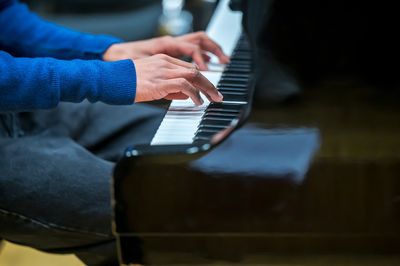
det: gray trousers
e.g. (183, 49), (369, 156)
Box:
(0, 102), (165, 265)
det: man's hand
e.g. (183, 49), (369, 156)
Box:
(133, 54), (223, 105)
(103, 31), (230, 70)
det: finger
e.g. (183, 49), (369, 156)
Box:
(189, 70), (222, 102)
(163, 67), (223, 103)
(200, 37), (230, 64)
(164, 93), (189, 100)
(185, 68), (223, 102)
(157, 54), (194, 69)
(184, 32), (230, 64)
(166, 78), (203, 106)
(171, 42), (208, 70)
(202, 53), (211, 62)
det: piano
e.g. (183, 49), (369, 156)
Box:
(112, 0), (400, 265)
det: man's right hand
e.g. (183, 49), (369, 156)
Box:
(133, 54), (223, 106)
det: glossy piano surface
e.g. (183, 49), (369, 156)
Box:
(113, 83), (400, 264)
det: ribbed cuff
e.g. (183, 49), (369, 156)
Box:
(98, 59), (136, 105)
(57, 58), (136, 105)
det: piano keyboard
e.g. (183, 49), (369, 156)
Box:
(150, 0), (253, 146)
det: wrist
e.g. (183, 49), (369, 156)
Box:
(103, 43), (125, 62)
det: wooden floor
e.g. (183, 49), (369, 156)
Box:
(0, 241), (83, 266)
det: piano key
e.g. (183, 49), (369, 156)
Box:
(205, 108), (240, 114)
(231, 58), (252, 63)
(203, 112), (238, 119)
(220, 76), (250, 83)
(207, 63), (225, 72)
(205, 110), (241, 115)
(197, 124), (230, 130)
(218, 82), (248, 88)
(202, 116), (235, 122)
(225, 61), (251, 68)
(231, 51), (252, 57)
(194, 131), (217, 139)
(201, 71), (222, 86)
(220, 93), (248, 102)
(228, 62), (252, 68)
(219, 88), (248, 94)
(193, 136), (211, 141)
(222, 73), (250, 79)
(200, 117), (234, 126)
(224, 67), (251, 74)
(196, 128), (221, 134)
(206, 0), (242, 63)
(208, 102), (245, 110)
(150, 0), (249, 146)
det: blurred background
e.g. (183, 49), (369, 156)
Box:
(20, 0), (218, 41)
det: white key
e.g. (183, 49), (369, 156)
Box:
(206, 0), (242, 62)
(151, 0), (242, 146)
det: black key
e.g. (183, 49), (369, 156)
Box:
(224, 67), (251, 74)
(219, 88), (248, 93)
(231, 58), (252, 64)
(193, 136), (212, 141)
(201, 117), (234, 125)
(231, 54), (252, 59)
(196, 127), (221, 134)
(206, 106), (241, 113)
(205, 105), (241, 113)
(234, 49), (251, 54)
(203, 113), (237, 120)
(231, 50), (253, 59)
(230, 58), (252, 63)
(222, 73), (249, 79)
(220, 77), (250, 83)
(231, 54), (252, 60)
(194, 131), (217, 139)
(227, 62), (251, 68)
(197, 124), (229, 130)
(220, 91), (247, 96)
(218, 82), (248, 88)
(221, 93), (248, 102)
(208, 102), (245, 111)
(228, 62), (252, 69)
(203, 112), (239, 119)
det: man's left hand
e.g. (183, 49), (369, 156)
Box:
(103, 31), (230, 70)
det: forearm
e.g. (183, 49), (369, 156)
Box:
(0, 51), (136, 112)
(0, 1), (121, 60)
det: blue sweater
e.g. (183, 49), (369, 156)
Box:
(0, 0), (136, 112)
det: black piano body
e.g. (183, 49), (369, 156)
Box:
(112, 0), (400, 264)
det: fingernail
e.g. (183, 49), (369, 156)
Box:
(218, 91), (223, 101)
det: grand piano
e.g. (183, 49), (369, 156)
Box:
(112, 0), (400, 265)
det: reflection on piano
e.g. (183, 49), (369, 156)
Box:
(112, 0), (400, 265)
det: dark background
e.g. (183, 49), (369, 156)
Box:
(19, 0), (217, 41)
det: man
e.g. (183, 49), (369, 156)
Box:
(0, 0), (229, 265)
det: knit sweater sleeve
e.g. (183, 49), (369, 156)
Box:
(0, 0), (121, 60)
(0, 51), (136, 112)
